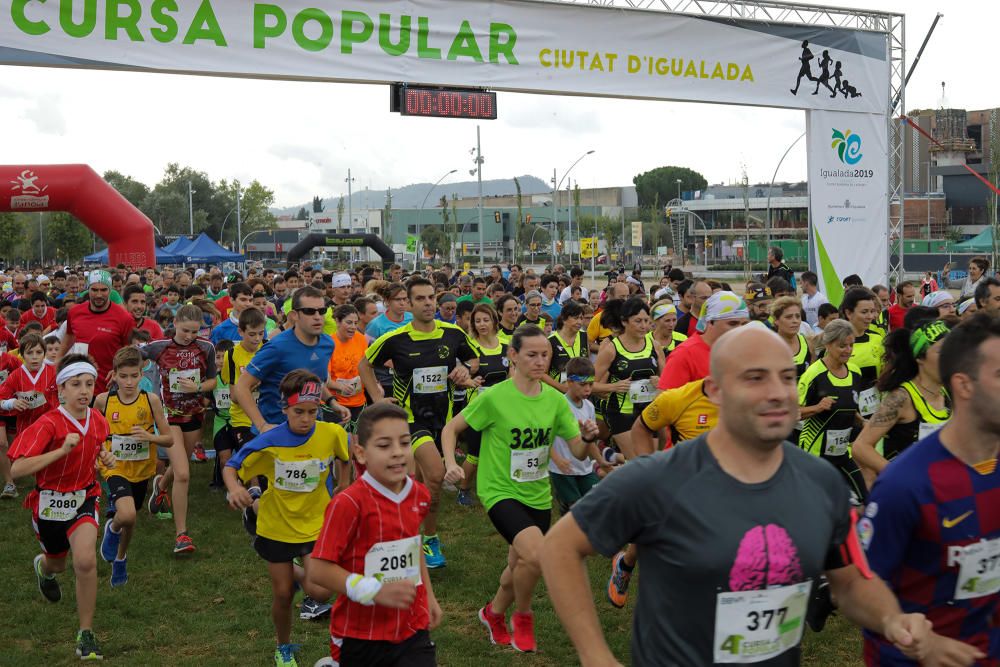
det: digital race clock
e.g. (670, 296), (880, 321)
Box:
(391, 84), (497, 120)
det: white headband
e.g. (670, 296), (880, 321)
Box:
(56, 362), (98, 385)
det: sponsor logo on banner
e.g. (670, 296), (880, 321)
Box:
(9, 169), (49, 209)
(807, 110), (888, 304)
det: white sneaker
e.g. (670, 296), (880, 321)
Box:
(1, 482), (17, 499)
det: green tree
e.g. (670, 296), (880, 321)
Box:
(420, 226), (449, 262)
(0, 213), (24, 265)
(142, 163), (214, 236)
(103, 170), (150, 209)
(633, 166), (708, 209)
(295, 207), (309, 221)
(46, 212), (92, 262)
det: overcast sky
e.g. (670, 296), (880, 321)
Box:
(0, 0), (987, 209)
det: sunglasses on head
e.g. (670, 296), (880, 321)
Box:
(295, 306), (328, 316)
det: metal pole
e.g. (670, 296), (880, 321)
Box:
(552, 168), (558, 263)
(235, 180), (242, 254)
(416, 170), (457, 271)
(188, 180), (194, 235)
(347, 169), (353, 263)
(567, 182), (573, 265)
(766, 132), (806, 249)
(38, 213), (43, 264)
(476, 125), (484, 270)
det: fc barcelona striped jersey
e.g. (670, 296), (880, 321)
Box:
(862, 430), (1000, 665)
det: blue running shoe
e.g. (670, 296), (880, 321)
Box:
(110, 558), (128, 588)
(100, 520), (120, 563)
(423, 535), (446, 569)
(273, 643), (300, 666)
(456, 489), (476, 507)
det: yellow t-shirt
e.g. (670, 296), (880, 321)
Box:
(221, 343), (261, 428)
(229, 421), (349, 543)
(586, 312), (613, 348)
(100, 391), (157, 483)
(639, 379), (718, 444)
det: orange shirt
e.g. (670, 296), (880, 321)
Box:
(328, 331), (368, 408)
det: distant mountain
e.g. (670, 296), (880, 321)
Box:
(273, 175), (550, 215)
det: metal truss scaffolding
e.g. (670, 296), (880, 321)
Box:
(542, 0), (906, 284)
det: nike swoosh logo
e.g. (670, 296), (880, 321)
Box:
(942, 511), (973, 528)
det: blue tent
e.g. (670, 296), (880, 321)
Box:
(83, 246), (184, 265)
(179, 233), (244, 263)
(163, 236), (193, 254)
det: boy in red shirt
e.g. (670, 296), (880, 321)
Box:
(19, 290), (57, 335)
(0, 333), (58, 434)
(0, 348), (23, 498)
(9, 355), (114, 661)
(308, 403), (442, 667)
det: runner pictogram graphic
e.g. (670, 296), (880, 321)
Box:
(789, 40), (816, 95)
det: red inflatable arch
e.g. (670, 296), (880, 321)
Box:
(0, 164), (155, 267)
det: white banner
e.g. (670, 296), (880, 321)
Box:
(631, 221), (643, 248)
(0, 0), (887, 113)
(807, 110), (888, 305)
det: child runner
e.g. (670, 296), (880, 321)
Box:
(210, 339), (235, 486)
(308, 403), (442, 667)
(224, 370), (349, 667)
(96, 347), (173, 587)
(9, 355), (114, 660)
(44, 334), (61, 366)
(548, 357), (609, 515)
(0, 346), (23, 498)
(0, 332), (59, 435)
(441, 326), (598, 652)
(143, 304), (218, 554)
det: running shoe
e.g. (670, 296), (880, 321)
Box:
(299, 597), (332, 620)
(173, 532), (196, 554)
(477, 604), (510, 646)
(33, 554), (61, 603)
(147, 475), (173, 519)
(422, 535), (446, 569)
(100, 520), (120, 563)
(75, 629), (103, 661)
(273, 643), (299, 666)
(441, 479), (457, 493)
(192, 444), (207, 462)
(110, 558), (128, 589)
(510, 611), (536, 653)
(1, 481), (17, 498)
(806, 579), (835, 632)
(606, 551), (632, 609)
(456, 489), (476, 507)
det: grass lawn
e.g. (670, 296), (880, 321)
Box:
(0, 460), (864, 666)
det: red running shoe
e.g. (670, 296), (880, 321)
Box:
(173, 532), (196, 554)
(477, 604), (511, 646)
(192, 444), (207, 462)
(510, 611), (536, 653)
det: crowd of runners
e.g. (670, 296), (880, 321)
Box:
(2, 252), (998, 666)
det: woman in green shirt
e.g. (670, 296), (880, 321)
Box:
(442, 326), (597, 654)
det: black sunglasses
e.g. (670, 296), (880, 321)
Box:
(295, 307), (328, 316)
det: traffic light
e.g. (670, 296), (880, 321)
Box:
(665, 207), (672, 218)
(556, 241), (564, 253)
(530, 242), (537, 251)
(494, 210), (501, 223)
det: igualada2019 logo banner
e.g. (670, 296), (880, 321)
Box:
(807, 109), (889, 305)
(0, 0), (888, 113)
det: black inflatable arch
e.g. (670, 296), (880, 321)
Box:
(286, 233), (395, 269)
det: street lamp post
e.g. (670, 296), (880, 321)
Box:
(676, 179), (682, 202)
(416, 169), (458, 271)
(552, 150), (595, 265)
(471, 127), (485, 269)
(345, 170), (355, 262)
(241, 230), (271, 261)
(765, 131), (806, 248)
(187, 181), (195, 236)
(235, 180), (242, 255)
